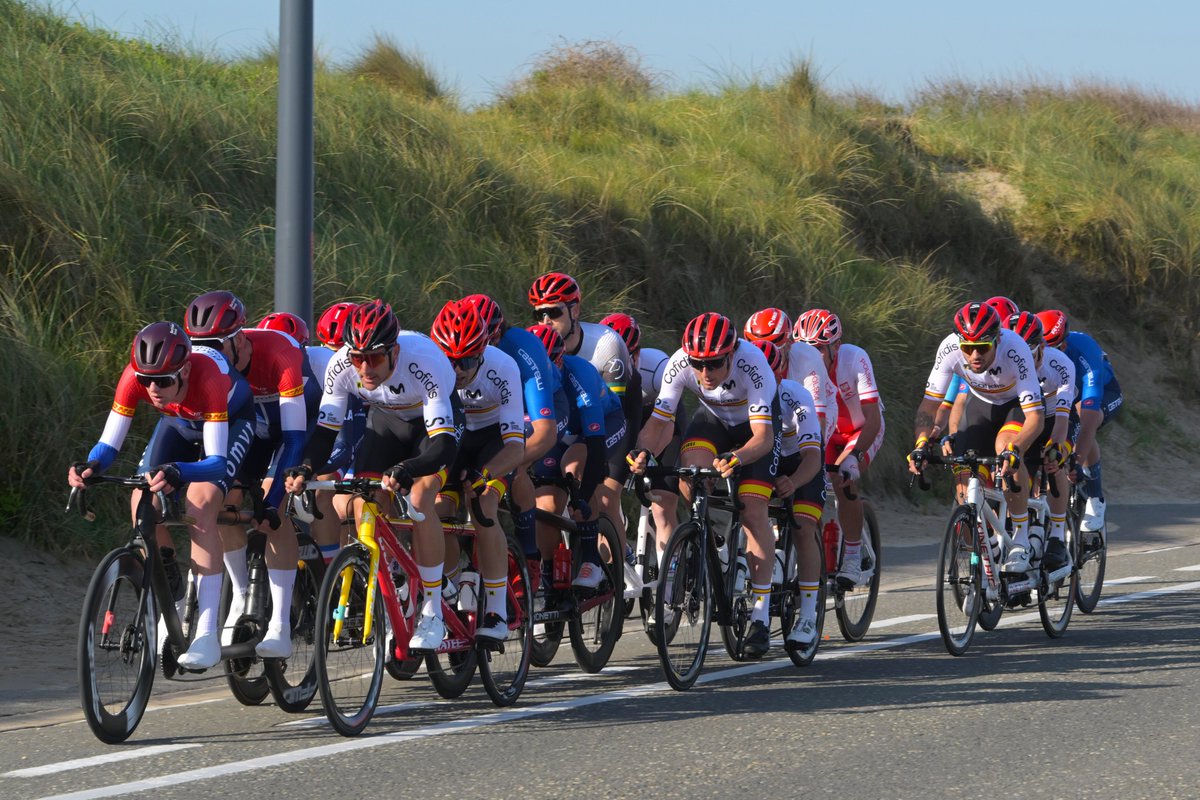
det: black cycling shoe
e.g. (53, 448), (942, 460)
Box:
(1042, 538), (1071, 571)
(743, 620), (770, 659)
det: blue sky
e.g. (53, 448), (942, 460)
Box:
(55, 1), (1198, 107)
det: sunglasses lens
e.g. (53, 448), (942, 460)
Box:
(689, 357), (724, 371)
(350, 351), (386, 367)
(534, 306), (564, 321)
(137, 374), (178, 388)
(452, 356), (480, 371)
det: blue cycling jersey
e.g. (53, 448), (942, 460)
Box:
(560, 354), (621, 437)
(1063, 331), (1115, 410)
(499, 326), (559, 423)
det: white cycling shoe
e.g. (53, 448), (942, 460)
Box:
(1002, 544), (1032, 573)
(786, 615), (818, 647)
(255, 629), (292, 659)
(623, 562), (643, 599)
(408, 613), (446, 652)
(176, 632), (221, 670)
(572, 562), (605, 591)
(1081, 497), (1107, 532)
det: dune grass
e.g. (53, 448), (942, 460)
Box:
(3, 2), (1197, 550)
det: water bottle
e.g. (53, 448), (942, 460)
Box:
(457, 570), (479, 612)
(1028, 524), (1045, 567)
(733, 554), (748, 596)
(388, 557), (412, 616)
(822, 520), (841, 574)
(552, 542), (572, 590)
(771, 548), (784, 586)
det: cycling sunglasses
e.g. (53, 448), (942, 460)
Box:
(190, 330), (240, 349)
(348, 349), (390, 368)
(136, 372), (180, 389)
(688, 355), (728, 372)
(957, 337), (996, 355)
(451, 355), (481, 372)
(533, 305), (568, 321)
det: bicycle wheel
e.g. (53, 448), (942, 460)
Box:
(478, 537), (533, 707)
(785, 522), (826, 668)
(655, 521), (712, 691)
(1037, 544), (1077, 637)
(719, 525), (751, 661)
(1072, 507), (1107, 614)
(221, 574), (271, 707)
(568, 514), (624, 673)
(426, 635), (478, 699)
(936, 505), (981, 656)
(79, 547), (156, 744)
(265, 544), (325, 713)
(835, 503), (882, 642)
(315, 545), (386, 737)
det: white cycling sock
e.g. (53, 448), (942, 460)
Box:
(1010, 513), (1029, 549)
(799, 582), (819, 618)
(194, 572), (222, 638)
(1049, 514), (1067, 542)
(267, 568), (295, 635)
(483, 576), (507, 620)
(223, 547), (249, 601)
(418, 564), (443, 619)
(842, 540), (861, 568)
(750, 583), (771, 624)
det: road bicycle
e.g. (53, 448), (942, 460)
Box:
(300, 477), (531, 736)
(915, 451), (1077, 656)
(1066, 456), (1107, 613)
(70, 475), (323, 742)
(819, 484), (881, 642)
(525, 474), (624, 673)
(637, 465), (819, 690)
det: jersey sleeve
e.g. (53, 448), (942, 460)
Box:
(314, 350), (353, 432)
(88, 366), (142, 469)
(1044, 348), (1077, 418)
(565, 357), (607, 437)
(494, 352), (526, 444)
(651, 349), (690, 423)
(596, 330), (632, 397)
(422, 352), (458, 438)
(923, 334), (960, 403)
(852, 346), (881, 404)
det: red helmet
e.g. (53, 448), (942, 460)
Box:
(346, 299), (400, 352)
(984, 295), (1020, 321)
(749, 339), (785, 382)
(257, 312), (310, 346)
(528, 272), (581, 308)
(682, 312), (737, 359)
(527, 323), (565, 367)
(600, 312), (641, 355)
(1036, 309), (1069, 349)
(316, 302), (357, 349)
(462, 294), (505, 344)
(1004, 311), (1044, 348)
(744, 308), (792, 348)
(131, 321), (191, 375)
(954, 302), (1002, 342)
(793, 309), (842, 345)
(185, 290), (246, 339)
(431, 299), (488, 359)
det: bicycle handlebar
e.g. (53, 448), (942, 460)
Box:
(910, 450), (1019, 494)
(289, 478), (425, 522)
(66, 474), (184, 525)
(632, 465), (741, 510)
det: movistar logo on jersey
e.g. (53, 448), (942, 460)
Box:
(465, 389), (483, 400)
(388, 383), (405, 394)
(721, 379), (736, 392)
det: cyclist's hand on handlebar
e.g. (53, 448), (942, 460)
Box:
(713, 451), (741, 479)
(147, 464), (182, 494)
(257, 505), (282, 531)
(1042, 440), (1071, 475)
(907, 436), (930, 475)
(283, 464), (314, 494)
(68, 460), (100, 489)
(998, 444), (1021, 477)
(625, 448), (655, 475)
(774, 475), (795, 497)
(466, 467), (497, 499)
(939, 434), (956, 457)
(382, 463), (414, 495)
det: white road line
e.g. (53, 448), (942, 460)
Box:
(1103, 576), (1157, 585)
(867, 614), (936, 629)
(34, 580), (1200, 800)
(1173, 564), (1200, 572)
(5, 745), (202, 778)
(1140, 545), (1189, 554)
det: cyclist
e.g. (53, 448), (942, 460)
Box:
(1036, 309), (1122, 533)
(985, 295), (1019, 321)
(628, 312), (780, 658)
(69, 322), (254, 669)
(1004, 311), (1076, 574)
(908, 302), (1044, 572)
(602, 312), (682, 585)
(427, 300), (525, 640)
(528, 323), (625, 593)
(749, 339), (824, 646)
(461, 294), (561, 574)
(284, 300), (460, 651)
(793, 309), (884, 586)
(528, 272), (642, 589)
(186, 290), (318, 659)
(745, 308), (836, 443)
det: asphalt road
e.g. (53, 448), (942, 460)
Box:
(3, 502), (1199, 800)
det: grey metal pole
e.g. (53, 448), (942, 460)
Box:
(274, 0), (314, 327)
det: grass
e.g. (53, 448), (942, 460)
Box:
(3, 2), (1198, 551)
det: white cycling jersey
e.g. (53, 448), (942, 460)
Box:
(457, 345), (525, 441)
(1039, 345), (1076, 420)
(778, 378), (822, 458)
(570, 320), (633, 397)
(317, 332), (457, 438)
(306, 345), (332, 388)
(924, 328), (1042, 414)
(637, 346), (670, 405)
(785, 340), (837, 442)
(830, 342), (884, 434)
(653, 339), (777, 429)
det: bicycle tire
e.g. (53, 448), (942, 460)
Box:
(314, 545), (386, 737)
(78, 547), (156, 744)
(655, 520), (711, 690)
(478, 536), (533, 706)
(936, 505), (981, 656)
(1072, 502), (1107, 613)
(221, 575), (271, 707)
(786, 521), (826, 668)
(568, 514), (624, 673)
(265, 539), (325, 713)
(426, 641), (478, 699)
(1037, 541), (1077, 637)
(835, 503), (882, 642)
